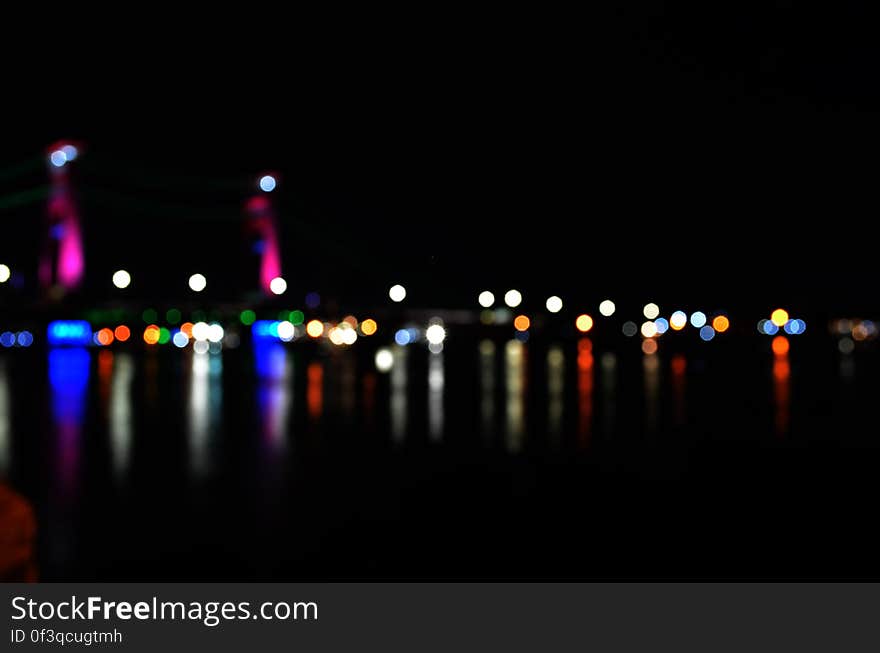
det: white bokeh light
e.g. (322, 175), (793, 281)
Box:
(478, 291), (495, 308)
(426, 324), (446, 345)
(389, 284), (407, 302)
(599, 299), (615, 317)
(269, 276), (287, 295)
(112, 269), (131, 289)
(189, 273), (207, 292)
(545, 296), (563, 313)
(375, 348), (394, 372)
(504, 289), (522, 308)
(0, 264), (10, 283)
(643, 303), (660, 319)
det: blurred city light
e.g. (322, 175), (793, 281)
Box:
(771, 309), (789, 328)
(513, 315), (530, 332)
(599, 299), (615, 317)
(0, 264), (10, 283)
(360, 318), (378, 336)
(389, 284), (407, 302)
(622, 321), (637, 337)
(269, 277), (287, 295)
(643, 303), (660, 319)
(259, 175), (276, 192)
(114, 325), (130, 342)
(112, 269), (131, 289)
(47, 321), (92, 346)
(306, 320), (324, 338)
(173, 331), (189, 348)
(690, 311), (707, 328)
(426, 323), (446, 345)
(699, 326), (716, 341)
(670, 311), (687, 330)
(188, 273), (207, 292)
(575, 314), (594, 333)
(478, 291), (495, 308)
(712, 315), (730, 333)
(375, 348), (394, 373)
(772, 335), (790, 356)
(504, 289), (522, 308)
(654, 317), (669, 334)
(143, 325), (161, 345)
(640, 321), (657, 338)
(545, 296), (563, 313)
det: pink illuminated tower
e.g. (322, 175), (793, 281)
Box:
(39, 142), (85, 294)
(244, 174), (282, 296)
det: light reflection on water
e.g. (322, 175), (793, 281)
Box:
(390, 346), (407, 443)
(109, 352), (135, 482)
(428, 353), (444, 441)
(188, 352), (223, 478)
(600, 352), (616, 437)
(577, 338), (594, 447)
(505, 339), (525, 453)
(479, 340), (495, 440)
(547, 346), (564, 446)
(643, 352), (660, 433)
(49, 347), (90, 494)
(773, 354), (791, 437)
(0, 360), (10, 477)
(255, 342), (292, 454)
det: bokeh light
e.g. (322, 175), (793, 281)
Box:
(180, 322), (194, 338)
(269, 277), (287, 295)
(654, 317), (669, 335)
(712, 315), (730, 333)
(61, 145), (78, 161)
(50, 150), (66, 167)
(0, 332), (14, 348)
(622, 321), (637, 337)
(426, 324), (446, 344)
(838, 337), (855, 354)
(16, 332), (32, 347)
(375, 348), (394, 373)
(394, 329), (411, 346)
(643, 303), (660, 319)
(112, 269), (131, 289)
(478, 291), (495, 308)
(389, 284), (407, 302)
(259, 175), (276, 192)
(0, 264), (9, 283)
(289, 310), (305, 325)
(762, 320), (779, 335)
(240, 310), (256, 326)
(361, 318), (378, 336)
(188, 273), (207, 292)
(192, 322), (210, 341)
(670, 311), (687, 330)
(166, 308), (181, 325)
(305, 292), (321, 309)
(96, 328), (114, 346)
(277, 321), (295, 341)
(158, 328), (171, 345)
(575, 314), (594, 333)
(143, 325), (160, 345)
(513, 315), (531, 331)
(640, 321), (657, 338)
(690, 311), (707, 328)
(173, 331), (189, 348)
(504, 289), (523, 308)
(699, 326), (715, 341)
(207, 324), (224, 343)
(306, 320), (324, 338)
(642, 339), (658, 355)
(771, 308), (789, 327)
(545, 296), (563, 313)
(114, 325), (130, 342)
(772, 335), (790, 356)
(599, 299), (615, 317)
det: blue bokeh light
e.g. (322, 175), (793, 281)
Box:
(699, 325), (716, 341)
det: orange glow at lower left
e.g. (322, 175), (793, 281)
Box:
(143, 325), (161, 345)
(96, 328), (114, 346)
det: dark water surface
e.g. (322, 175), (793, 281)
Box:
(1, 334), (878, 579)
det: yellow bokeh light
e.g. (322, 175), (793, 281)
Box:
(712, 315), (730, 333)
(771, 308), (789, 327)
(575, 314), (593, 333)
(361, 318), (378, 336)
(306, 320), (324, 338)
(143, 325), (160, 345)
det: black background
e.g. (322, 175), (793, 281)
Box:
(2, 5), (878, 313)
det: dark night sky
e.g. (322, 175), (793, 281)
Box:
(3, 6), (879, 314)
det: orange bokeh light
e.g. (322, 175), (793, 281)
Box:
(114, 325), (130, 342)
(306, 320), (324, 338)
(513, 315), (530, 331)
(642, 339), (658, 355)
(770, 308), (789, 327)
(712, 315), (730, 333)
(96, 328), (114, 346)
(360, 318), (378, 336)
(575, 314), (593, 333)
(772, 335), (789, 356)
(342, 315), (358, 328)
(143, 325), (160, 345)
(180, 322), (194, 338)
